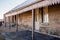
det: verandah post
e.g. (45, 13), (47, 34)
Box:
(32, 9), (35, 40)
(4, 16), (6, 27)
(16, 15), (18, 34)
(9, 16), (11, 29)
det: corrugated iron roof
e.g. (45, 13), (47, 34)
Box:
(5, 0), (60, 15)
(12, 0), (41, 11)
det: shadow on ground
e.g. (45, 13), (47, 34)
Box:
(1, 30), (60, 40)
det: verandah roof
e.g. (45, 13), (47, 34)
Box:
(5, 0), (60, 17)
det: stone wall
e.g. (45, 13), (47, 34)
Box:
(17, 11), (32, 29)
(49, 4), (60, 35)
(39, 4), (60, 36)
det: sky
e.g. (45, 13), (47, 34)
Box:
(0, 0), (27, 19)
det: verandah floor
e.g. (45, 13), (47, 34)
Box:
(1, 30), (60, 40)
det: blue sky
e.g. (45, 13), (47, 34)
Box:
(0, 0), (27, 19)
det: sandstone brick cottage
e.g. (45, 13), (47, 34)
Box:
(4, 0), (60, 36)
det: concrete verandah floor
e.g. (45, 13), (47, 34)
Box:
(0, 30), (60, 40)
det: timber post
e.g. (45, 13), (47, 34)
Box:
(4, 16), (6, 27)
(32, 9), (35, 40)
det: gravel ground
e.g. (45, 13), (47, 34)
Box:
(1, 30), (60, 40)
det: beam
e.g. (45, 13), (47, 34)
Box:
(32, 9), (35, 40)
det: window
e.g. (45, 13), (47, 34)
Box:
(41, 6), (49, 23)
(41, 7), (44, 23)
(15, 15), (16, 22)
